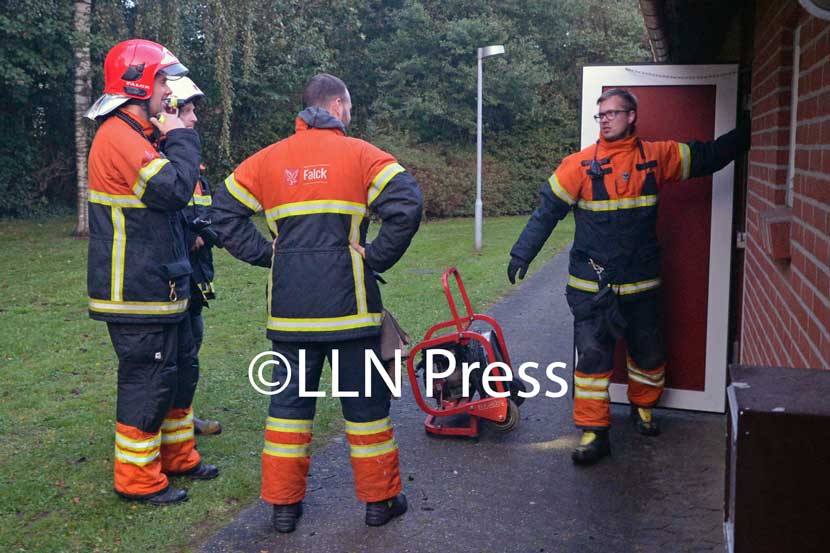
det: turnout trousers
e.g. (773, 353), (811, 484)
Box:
(261, 337), (402, 505)
(107, 316), (201, 496)
(566, 288), (667, 429)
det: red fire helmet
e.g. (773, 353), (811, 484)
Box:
(86, 39), (188, 119)
(103, 39), (188, 99)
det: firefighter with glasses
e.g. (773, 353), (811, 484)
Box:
(85, 39), (219, 505)
(507, 88), (746, 465)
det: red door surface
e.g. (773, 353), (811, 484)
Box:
(582, 64), (737, 412)
(604, 85), (717, 392)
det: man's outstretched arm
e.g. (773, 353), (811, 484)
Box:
(508, 171), (575, 283)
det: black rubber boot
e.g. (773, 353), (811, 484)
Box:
(168, 461), (220, 480)
(116, 485), (188, 506)
(571, 429), (611, 465)
(630, 406), (660, 436)
(194, 416), (223, 435)
(365, 493), (408, 526)
(272, 502), (303, 533)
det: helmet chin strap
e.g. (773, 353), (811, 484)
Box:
(117, 99), (161, 146)
(139, 98), (152, 117)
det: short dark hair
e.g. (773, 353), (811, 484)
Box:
(597, 88), (638, 132)
(302, 73), (348, 108)
(596, 88), (638, 111)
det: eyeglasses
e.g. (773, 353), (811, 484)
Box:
(593, 109), (632, 123)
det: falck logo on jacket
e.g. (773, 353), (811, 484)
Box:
(284, 168), (299, 186)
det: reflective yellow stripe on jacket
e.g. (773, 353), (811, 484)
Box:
(577, 195), (657, 212)
(110, 207), (126, 302)
(567, 275), (661, 295)
(132, 158), (169, 199)
(264, 200), (366, 223)
(267, 313), (382, 333)
(679, 143), (691, 180)
(190, 194), (212, 206)
(89, 298), (189, 315)
(549, 173), (576, 206)
(368, 163), (405, 206)
(225, 173), (262, 212)
(90, 190), (147, 208)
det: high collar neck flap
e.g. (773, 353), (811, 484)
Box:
(598, 133), (639, 152)
(296, 107), (346, 134)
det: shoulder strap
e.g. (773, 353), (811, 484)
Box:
(113, 111), (160, 152)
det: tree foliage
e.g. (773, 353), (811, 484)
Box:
(0, 0), (650, 219)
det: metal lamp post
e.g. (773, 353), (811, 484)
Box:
(475, 44), (505, 251)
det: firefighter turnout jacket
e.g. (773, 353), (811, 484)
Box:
(87, 109), (201, 322)
(210, 107), (423, 341)
(510, 129), (742, 294)
(182, 170), (216, 300)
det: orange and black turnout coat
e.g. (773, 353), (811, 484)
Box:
(511, 130), (741, 294)
(210, 107), (423, 342)
(181, 169), (216, 300)
(87, 109), (201, 323)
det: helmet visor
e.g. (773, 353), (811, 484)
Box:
(160, 62), (189, 80)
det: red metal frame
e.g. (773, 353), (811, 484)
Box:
(406, 268), (515, 437)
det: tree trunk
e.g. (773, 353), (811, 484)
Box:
(72, 0), (92, 238)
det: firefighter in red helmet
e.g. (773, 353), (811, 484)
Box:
(85, 39), (219, 505)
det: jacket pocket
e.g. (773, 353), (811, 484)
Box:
(162, 260), (192, 301)
(108, 324), (166, 364)
(161, 260), (192, 280)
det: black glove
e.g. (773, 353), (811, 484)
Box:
(507, 257), (529, 285)
(190, 216), (223, 248)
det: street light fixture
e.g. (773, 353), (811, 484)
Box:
(475, 44), (504, 251)
(475, 44), (505, 252)
(475, 44), (504, 252)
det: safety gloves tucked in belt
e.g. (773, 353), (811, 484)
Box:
(507, 256), (529, 285)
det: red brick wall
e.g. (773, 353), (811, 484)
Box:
(742, 0), (829, 369)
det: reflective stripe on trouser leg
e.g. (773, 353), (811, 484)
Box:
(160, 407), (201, 473)
(114, 422), (167, 496)
(626, 355), (665, 407)
(261, 417), (313, 504)
(573, 370), (613, 428)
(345, 417), (402, 502)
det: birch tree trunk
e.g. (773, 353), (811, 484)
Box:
(72, 0), (92, 238)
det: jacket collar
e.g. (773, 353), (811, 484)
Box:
(116, 107), (155, 139)
(597, 133), (639, 154)
(118, 108), (156, 142)
(295, 107), (346, 135)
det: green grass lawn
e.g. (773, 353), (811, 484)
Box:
(0, 214), (573, 552)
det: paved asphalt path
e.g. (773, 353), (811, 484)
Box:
(200, 248), (727, 553)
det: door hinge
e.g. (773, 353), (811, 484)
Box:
(735, 231), (747, 249)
